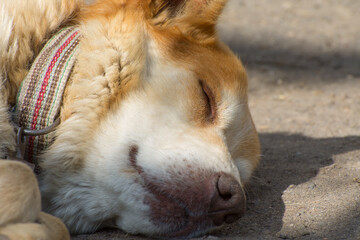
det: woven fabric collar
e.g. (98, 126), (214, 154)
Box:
(13, 27), (80, 167)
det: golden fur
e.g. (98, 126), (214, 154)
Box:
(0, 0), (260, 238)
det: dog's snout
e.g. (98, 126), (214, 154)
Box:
(143, 170), (246, 236)
(209, 173), (246, 226)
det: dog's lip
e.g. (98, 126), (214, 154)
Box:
(142, 185), (214, 238)
(207, 208), (238, 216)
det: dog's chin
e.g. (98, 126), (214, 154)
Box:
(112, 191), (215, 239)
(143, 197), (215, 239)
(115, 179), (222, 239)
(117, 211), (215, 239)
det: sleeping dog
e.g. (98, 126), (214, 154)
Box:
(0, 0), (260, 239)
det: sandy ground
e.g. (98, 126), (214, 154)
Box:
(74, 0), (360, 239)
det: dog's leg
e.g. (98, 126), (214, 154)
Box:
(0, 212), (70, 240)
(0, 161), (70, 240)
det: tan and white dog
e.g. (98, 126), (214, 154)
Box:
(0, 0), (260, 239)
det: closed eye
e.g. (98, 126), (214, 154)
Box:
(199, 80), (216, 122)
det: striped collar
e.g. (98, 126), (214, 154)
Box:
(13, 27), (80, 172)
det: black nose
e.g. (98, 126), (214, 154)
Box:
(208, 173), (246, 226)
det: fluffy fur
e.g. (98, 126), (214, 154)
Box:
(0, 0), (260, 238)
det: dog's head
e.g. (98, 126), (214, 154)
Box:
(40, 0), (260, 238)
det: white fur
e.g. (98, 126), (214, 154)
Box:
(222, 93), (256, 182)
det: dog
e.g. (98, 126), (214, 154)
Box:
(0, 0), (260, 239)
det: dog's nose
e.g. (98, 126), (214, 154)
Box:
(208, 173), (246, 226)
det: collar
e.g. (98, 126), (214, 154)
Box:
(13, 27), (80, 172)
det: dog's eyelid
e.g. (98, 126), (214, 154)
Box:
(199, 80), (217, 122)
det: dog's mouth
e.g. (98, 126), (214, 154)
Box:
(128, 145), (245, 238)
(142, 180), (215, 238)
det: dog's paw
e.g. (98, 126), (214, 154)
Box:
(0, 213), (70, 240)
(0, 161), (41, 226)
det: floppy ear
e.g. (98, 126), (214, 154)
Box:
(148, 0), (228, 40)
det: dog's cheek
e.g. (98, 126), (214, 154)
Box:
(229, 127), (260, 183)
(222, 104), (260, 183)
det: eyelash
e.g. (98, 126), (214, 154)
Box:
(199, 80), (216, 122)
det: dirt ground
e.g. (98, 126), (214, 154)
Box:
(74, 0), (360, 239)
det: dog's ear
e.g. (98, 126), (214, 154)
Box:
(147, 0), (228, 40)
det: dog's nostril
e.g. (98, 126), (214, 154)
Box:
(216, 174), (238, 201)
(217, 177), (233, 201)
(209, 173), (246, 226)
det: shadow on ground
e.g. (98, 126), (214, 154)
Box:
(220, 36), (360, 87)
(213, 133), (360, 239)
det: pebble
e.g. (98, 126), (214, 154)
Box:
(308, 182), (317, 189)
